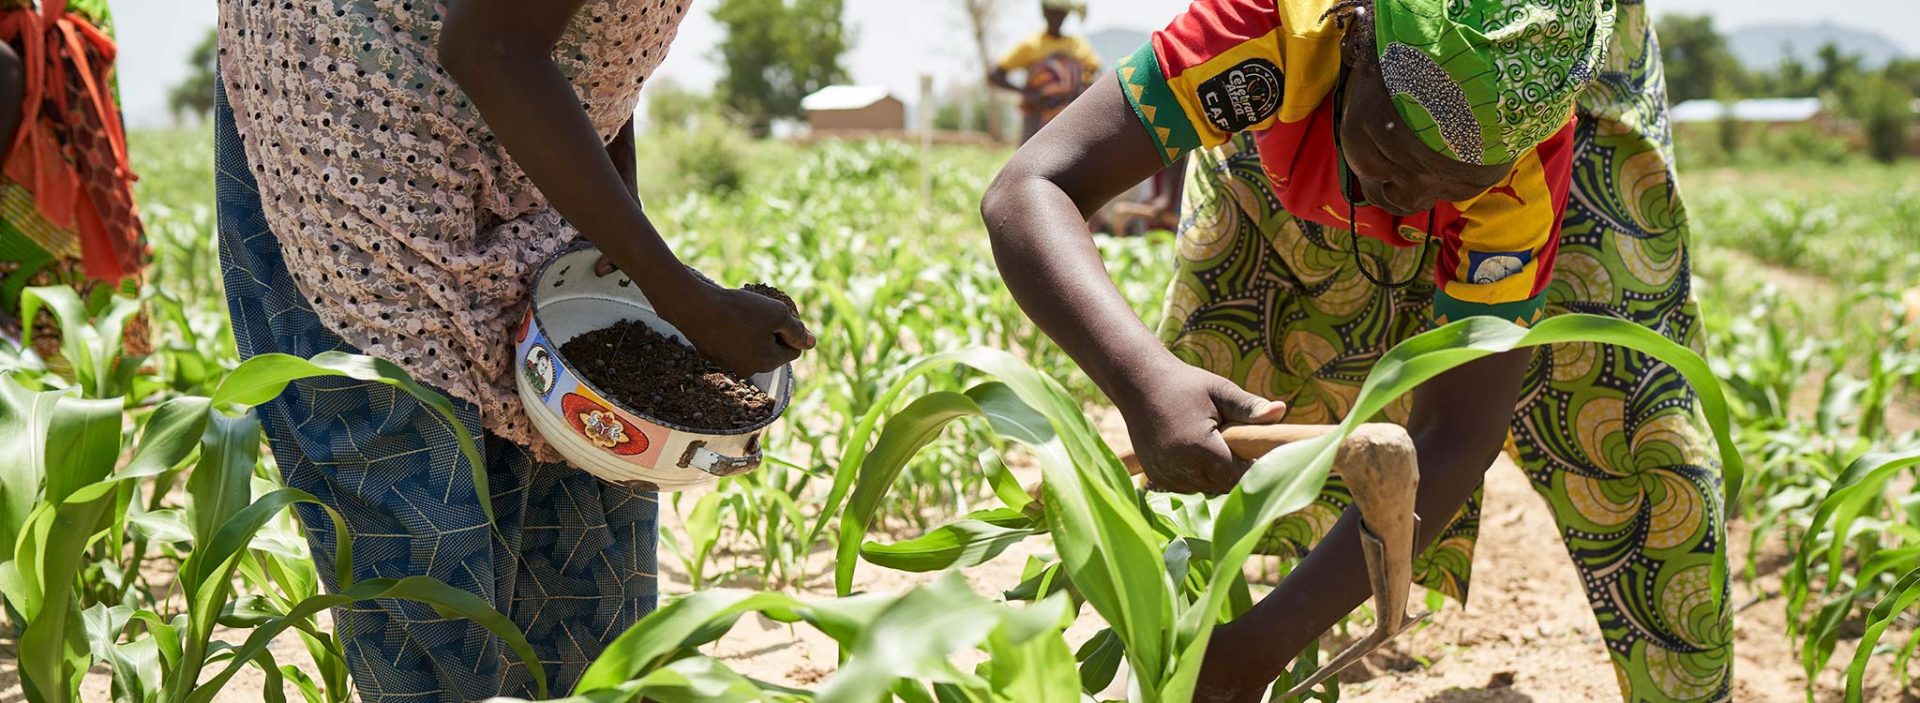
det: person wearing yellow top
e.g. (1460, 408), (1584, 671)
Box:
(988, 0), (1101, 142)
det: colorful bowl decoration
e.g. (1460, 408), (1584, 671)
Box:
(515, 244), (793, 491)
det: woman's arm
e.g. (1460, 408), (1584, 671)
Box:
(440, 1), (811, 375)
(987, 67), (1020, 92)
(981, 78), (1286, 494)
(609, 117), (639, 199)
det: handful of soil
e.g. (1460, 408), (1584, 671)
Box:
(557, 284), (796, 432)
(744, 282), (797, 314)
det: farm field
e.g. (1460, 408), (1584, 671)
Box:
(1, 126), (1917, 702)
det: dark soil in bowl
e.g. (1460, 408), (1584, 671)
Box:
(561, 320), (777, 432)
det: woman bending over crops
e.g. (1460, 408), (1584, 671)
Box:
(981, 0), (1728, 700)
(214, 1), (812, 699)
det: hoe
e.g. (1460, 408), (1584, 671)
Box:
(1035, 423), (1427, 698)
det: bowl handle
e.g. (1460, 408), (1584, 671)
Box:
(678, 438), (762, 477)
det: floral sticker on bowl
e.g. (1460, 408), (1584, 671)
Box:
(562, 391), (649, 456)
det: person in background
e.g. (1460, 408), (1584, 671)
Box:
(0, 0), (143, 352)
(979, 0), (1729, 700)
(215, 0), (812, 700)
(988, 0), (1101, 143)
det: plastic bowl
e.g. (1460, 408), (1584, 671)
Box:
(515, 244), (792, 491)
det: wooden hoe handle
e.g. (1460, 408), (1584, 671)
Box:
(1058, 422), (1430, 698)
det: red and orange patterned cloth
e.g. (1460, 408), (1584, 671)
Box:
(1118, 0), (1575, 325)
(0, 0), (143, 315)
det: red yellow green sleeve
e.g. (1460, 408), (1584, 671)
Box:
(1117, 0), (1289, 165)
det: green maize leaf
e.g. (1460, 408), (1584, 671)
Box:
(278, 664), (327, 703)
(1002, 558), (1074, 605)
(827, 349), (1174, 697)
(122, 396), (213, 478)
(1074, 628), (1124, 695)
(170, 487), (356, 703)
(1790, 451), (1920, 623)
(81, 602), (131, 665)
(255, 650), (290, 703)
(20, 286), (98, 391)
(577, 590), (814, 690)
(834, 390), (989, 595)
(17, 479), (123, 703)
(966, 382), (1056, 447)
(1162, 538), (1193, 587)
(212, 351), (493, 521)
(220, 594), (286, 628)
(189, 575), (547, 703)
(19, 286), (144, 398)
(184, 409), (262, 569)
(1165, 315), (1744, 701)
(1846, 566), (1920, 701)
(1855, 547), (1920, 589)
(126, 507), (192, 545)
(495, 656), (811, 703)
(0, 374), (62, 562)
(807, 357), (1077, 556)
(977, 449), (1033, 515)
(83, 604), (167, 703)
(42, 395), (122, 506)
(1803, 588), (1854, 684)
(980, 601), (1081, 703)
(859, 508), (1039, 573)
(128, 609), (185, 669)
(580, 589), (882, 687)
(180, 488), (351, 611)
(817, 573), (1043, 703)
(682, 489), (725, 588)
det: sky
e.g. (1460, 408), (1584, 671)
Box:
(114, 0), (1920, 129)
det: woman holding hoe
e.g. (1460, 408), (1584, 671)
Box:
(981, 0), (1728, 700)
(215, 0), (811, 699)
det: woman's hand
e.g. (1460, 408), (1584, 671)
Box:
(1114, 357), (1287, 494)
(655, 279), (814, 377)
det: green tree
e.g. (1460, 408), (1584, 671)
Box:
(1656, 14), (1746, 102)
(167, 28), (217, 123)
(711, 0), (850, 134)
(1885, 58), (1920, 98)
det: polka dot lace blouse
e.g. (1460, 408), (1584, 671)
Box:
(218, 0), (690, 453)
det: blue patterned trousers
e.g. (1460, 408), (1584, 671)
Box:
(215, 77), (657, 702)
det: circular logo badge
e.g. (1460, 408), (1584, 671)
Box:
(1197, 58), (1282, 133)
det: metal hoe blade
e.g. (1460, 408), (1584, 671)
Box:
(1277, 423), (1429, 700)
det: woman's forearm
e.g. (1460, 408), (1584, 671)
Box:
(979, 79), (1175, 407)
(609, 117), (639, 199)
(440, 4), (695, 298)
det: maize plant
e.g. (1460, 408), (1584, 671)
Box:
(494, 313), (1744, 702)
(0, 286), (547, 703)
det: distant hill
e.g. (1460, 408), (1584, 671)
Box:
(1726, 23), (1905, 70)
(1087, 27), (1150, 71)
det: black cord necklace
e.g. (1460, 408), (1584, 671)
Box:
(1332, 67), (1435, 290)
